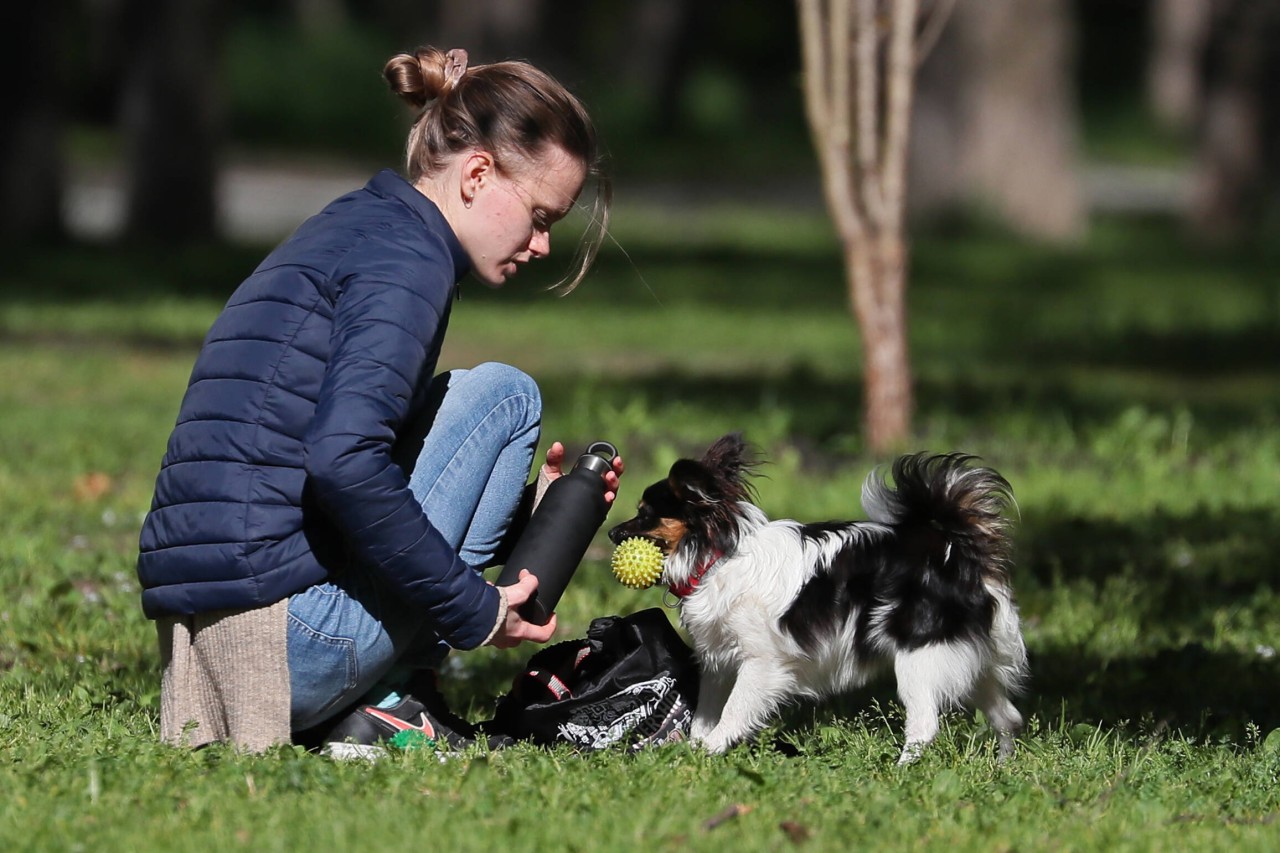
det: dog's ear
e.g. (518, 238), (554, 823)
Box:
(668, 459), (721, 505)
(702, 433), (754, 479)
(665, 434), (760, 506)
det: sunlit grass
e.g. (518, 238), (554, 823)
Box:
(2, 214), (1278, 850)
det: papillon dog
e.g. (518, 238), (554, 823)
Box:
(608, 433), (1028, 763)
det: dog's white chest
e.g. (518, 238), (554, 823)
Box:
(679, 577), (783, 672)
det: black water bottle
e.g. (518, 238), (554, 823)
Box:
(495, 441), (618, 625)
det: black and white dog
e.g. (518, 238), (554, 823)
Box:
(608, 434), (1028, 763)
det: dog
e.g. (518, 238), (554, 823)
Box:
(608, 433), (1027, 763)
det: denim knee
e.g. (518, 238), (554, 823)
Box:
(470, 362), (541, 424)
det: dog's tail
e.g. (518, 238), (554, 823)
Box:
(861, 453), (1015, 585)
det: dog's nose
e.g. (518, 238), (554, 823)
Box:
(607, 524), (626, 545)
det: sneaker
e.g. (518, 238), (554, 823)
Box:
(404, 670), (482, 740)
(321, 694), (475, 761)
(405, 670), (516, 751)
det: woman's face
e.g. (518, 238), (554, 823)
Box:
(457, 145), (586, 287)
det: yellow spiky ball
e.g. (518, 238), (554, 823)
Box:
(611, 537), (665, 589)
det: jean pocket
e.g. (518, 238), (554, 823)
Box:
(287, 612), (360, 728)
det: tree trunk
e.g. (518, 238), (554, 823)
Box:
(618, 0), (699, 135)
(1148, 0), (1213, 132)
(951, 0), (1084, 242)
(798, 0), (928, 452)
(1, 3), (64, 242)
(846, 234), (911, 451)
(1189, 0), (1280, 241)
(120, 0), (221, 242)
(908, 13), (965, 218)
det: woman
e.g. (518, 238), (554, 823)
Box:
(137, 47), (621, 752)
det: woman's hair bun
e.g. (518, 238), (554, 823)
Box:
(383, 47), (453, 110)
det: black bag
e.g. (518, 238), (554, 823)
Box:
(487, 609), (699, 751)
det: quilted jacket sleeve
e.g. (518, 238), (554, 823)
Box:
(302, 247), (500, 650)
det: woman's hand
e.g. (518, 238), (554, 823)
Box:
(487, 569), (557, 648)
(536, 441), (626, 508)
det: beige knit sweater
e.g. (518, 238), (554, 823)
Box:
(157, 600), (291, 752)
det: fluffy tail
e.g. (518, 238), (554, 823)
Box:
(861, 453), (1015, 585)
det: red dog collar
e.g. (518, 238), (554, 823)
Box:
(668, 551), (723, 599)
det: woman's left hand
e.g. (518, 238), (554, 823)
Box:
(536, 441), (625, 507)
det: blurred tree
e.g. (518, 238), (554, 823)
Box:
(907, 8), (964, 220)
(292, 0), (348, 37)
(1, 3), (65, 242)
(1147, 0), (1212, 132)
(617, 0), (700, 135)
(1189, 0), (1280, 241)
(796, 0), (953, 451)
(437, 0), (546, 62)
(913, 0), (1084, 241)
(119, 0), (222, 242)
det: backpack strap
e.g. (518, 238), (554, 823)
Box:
(526, 669), (573, 701)
(522, 645), (592, 702)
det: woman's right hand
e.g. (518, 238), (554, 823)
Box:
(535, 441), (625, 509)
(487, 569), (557, 648)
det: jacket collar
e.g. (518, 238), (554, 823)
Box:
(367, 170), (472, 282)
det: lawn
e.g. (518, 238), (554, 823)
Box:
(1, 205), (1278, 851)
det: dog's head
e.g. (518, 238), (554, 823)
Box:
(608, 433), (760, 561)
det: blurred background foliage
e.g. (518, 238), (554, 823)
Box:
(5, 0), (1279, 248)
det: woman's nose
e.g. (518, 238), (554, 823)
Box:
(529, 229), (551, 257)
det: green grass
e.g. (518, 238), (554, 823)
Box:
(2, 209), (1279, 851)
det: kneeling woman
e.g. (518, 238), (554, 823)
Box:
(137, 46), (622, 751)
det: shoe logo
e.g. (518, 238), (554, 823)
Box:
(366, 708), (437, 740)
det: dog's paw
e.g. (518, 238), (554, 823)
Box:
(697, 730), (735, 754)
(897, 741), (926, 765)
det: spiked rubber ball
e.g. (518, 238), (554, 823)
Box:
(611, 537), (665, 589)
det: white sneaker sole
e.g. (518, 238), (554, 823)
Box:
(320, 741), (389, 762)
(320, 740), (454, 763)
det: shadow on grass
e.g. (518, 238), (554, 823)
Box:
(1018, 507), (1280, 740)
(789, 641), (1280, 750)
(1021, 324), (1280, 377)
(6, 229), (1279, 398)
(1030, 644), (1280, 741)
(534, 367), (1273, 461)
(1021, 507), (1280, 597)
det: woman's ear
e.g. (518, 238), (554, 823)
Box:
(459, 150), (495, 207)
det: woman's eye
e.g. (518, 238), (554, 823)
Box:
(533, 211), (551, 231)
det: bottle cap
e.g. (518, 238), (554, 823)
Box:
(572, 441), (617, 476)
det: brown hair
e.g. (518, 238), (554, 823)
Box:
(384, 46), (611, 292)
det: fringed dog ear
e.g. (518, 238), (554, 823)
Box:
(665, 432), (752, 504)
(696, 432), (761, 504)
(701, 432), (748, 471)
(668, 459), (720, 504)
(666, 434), (762, 506)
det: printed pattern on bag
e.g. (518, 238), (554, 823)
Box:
(557, 675), (691, 750)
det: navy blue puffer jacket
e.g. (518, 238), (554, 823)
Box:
(137, 170), (501, 651)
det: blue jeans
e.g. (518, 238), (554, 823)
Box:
(286, 362), (541, 731)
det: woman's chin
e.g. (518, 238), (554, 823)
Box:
(476, 262), (519, 288)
